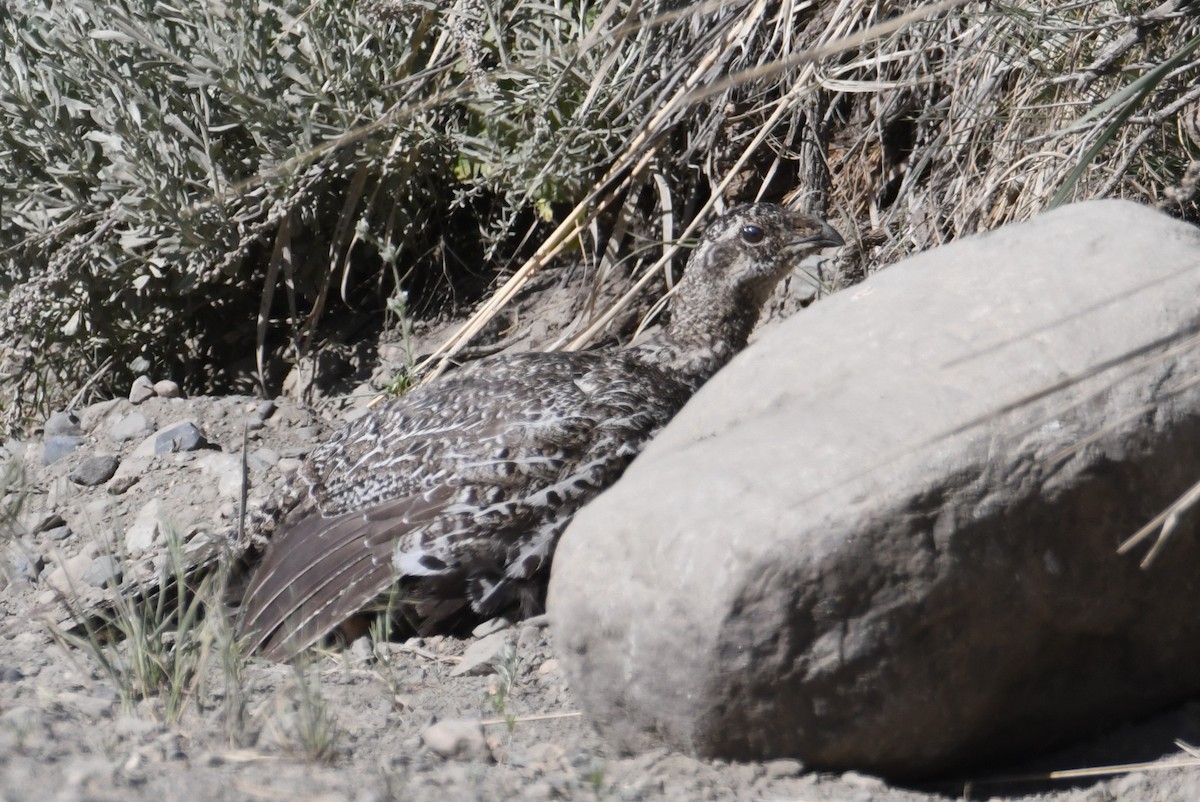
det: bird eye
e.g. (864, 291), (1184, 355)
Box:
(740, 225), (765, 244)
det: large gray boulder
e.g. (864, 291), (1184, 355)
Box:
(548, 200), (1200, 778)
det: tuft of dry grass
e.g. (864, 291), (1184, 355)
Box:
(44, 525), (228, 721)
(2, 1), (1197, 429)
(418, 0), (1200, 376)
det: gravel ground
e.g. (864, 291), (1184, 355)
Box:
(3, 277), (1200, 800)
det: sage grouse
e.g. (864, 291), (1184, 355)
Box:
(238, 203), (843, 659)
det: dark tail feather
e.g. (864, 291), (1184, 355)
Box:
(237, 508), (398, 660)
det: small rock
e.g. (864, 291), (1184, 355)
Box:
(125, 499), (164, 553)
(247, 447), (280, 472)
(276, 457), (303, 475)
(536, 658), (559, 676)
(43, 525), (72, 541)
(1, 667), (24, 682)
(20, 511), (65, 534)
(154, 421), (207, 454)
(44, 410), (82, 437)
(123, 751), (144, 774)
(421, 719), (491, 761)
(129, 375), (156, 404)
(109, 411), (154, 442)
(69, 454), (120, 486)
(106, 474), (139, 495)
(450, 631), (512, 677)
(83, 555), (123, 588)
(42, 435), (83, 465)
(255, 400), (277, 420)
(152, 379), (181, 398)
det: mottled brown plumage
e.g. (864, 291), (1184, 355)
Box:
(238, 203), (843, 660)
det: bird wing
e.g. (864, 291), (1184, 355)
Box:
(238, 352), (692, 660)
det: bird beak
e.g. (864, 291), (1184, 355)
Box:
(792, 220), (845, 250)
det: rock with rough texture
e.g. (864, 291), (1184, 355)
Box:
(69, 455), (120, 487)
(152, 379), (181, 398)
(549, 200), (1200, 778)
(109, 412), (154, 443)
(153, 421), (207, 454)
(450, 630), (513, 677)
(128, 375), (156, 404)
(125, 499), (165, 554)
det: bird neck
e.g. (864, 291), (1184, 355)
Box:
(627, 280), (762, 389)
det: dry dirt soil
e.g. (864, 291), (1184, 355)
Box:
(4, 267), (1200, 801)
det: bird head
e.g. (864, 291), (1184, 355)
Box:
(668, 203), (844, 345)
(686, 203), (844, 306)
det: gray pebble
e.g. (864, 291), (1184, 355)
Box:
(42, 435), (84, 465)
(20, 511), (64, 534)
(83, 555), (123, 588)
(276, 457), (304, 475)
(44, 410), (82, 437)
(255, 400), (277, 420)
(43, 525), (73, 541)
(106, 474), (139, 495)
(152, 379), (181, 398)
(451, 631), (513, 677)
(124, 499), (163, 553)
(69, 454), (120, 486)
(129, 375), (156, 404)
(154, 421), (207, 454)
(1, 667), (24, 682)
(249, 447), (279, 470)
(109, 411), (154, 442)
